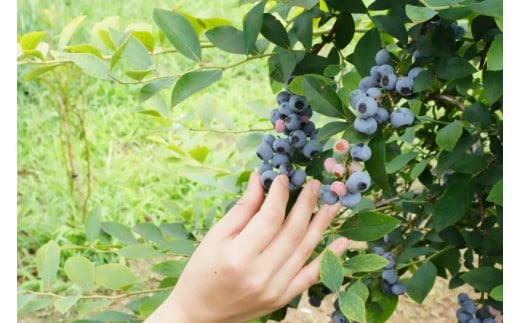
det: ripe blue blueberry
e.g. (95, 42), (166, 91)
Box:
(346, 171), (371, 193)
(407, 66), (424, 80)
(284, 113), (302, 131)
(355, 96), (378, 118)
(380, 280), (393, 296)
(354, 116), (378, 136)
(390, 281), (407, 295)
(390, 107), (415, 128)
(278, 101), (292, 117)
(358, 76), (378, 91)
(375, 48), (391, 65)
(382, 269), (398, 284)
(270, 109), (282, 125)
(290, 169), (306, 186)
(262, 133), (276, 146)
(289, 130), (307, 148)
(258, 161), (273, 174)
(272, 137), (291, 154)
(396, 76), (414, 96)
(277, 91), (291, 105)
(350, 143), (372, 161)
(302, 121), (316, 137)
(350, 89), (367, 109)
(288, 94), (309, 113)
(271, 153), (290, 168)
(380, 72), (397, 90)
(366, 87), (382, 99)
(382, 252), (395, 269)
(372, 246), (385, 256)
(256, 142), (273, 161)
(308, 294), (322, 307)
(320, 185), (339, 205)
(462, 300), (478, 314)
(279, 162), (293, 176)
(374, 107), (390, 124)
(456, 308), (474, 322)
(260, 170), (277, 191)
(331, 311), (347, 323)
(302, 139), (322, 159)
(339, 191), (361, 208)
(377, 64), (395, 79)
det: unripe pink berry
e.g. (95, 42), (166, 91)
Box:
(330, 181), (347, 196)
(274, 119), (286, 133)
(332, 163), (346, 177)
(348, 161), (363, 173)
(333, 139), (350, 155)
(324, 157), (336, 173)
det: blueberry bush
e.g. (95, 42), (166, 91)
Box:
(18, 0), (503, 322)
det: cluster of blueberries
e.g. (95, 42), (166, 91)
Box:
(456, 293), (498, 323)
(350, 48), (421, 136)
(256, 88), (322, 191)
(372, 246), (407, 296)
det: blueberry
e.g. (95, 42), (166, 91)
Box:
(390, 281), (407, 295)
(284, 113), (302, 131)
(457, 293), (470, 306)
(354, 117), (378, 136)
(462, 300), (478, 314)
(407, 66), (424, 80)
(262, 133), (276, 146)
(277, 91), (291, 105)
(272, 137), (291, 154)
(270, 109), (282, 124)
(350, 143), (372, 161)
(258, 161), (273, 174)
(382, 252), (395, 269)
(271, 153), (290, 168)
(468, 318), (482, 323)
(380, 72), (397, 90)
(358, 76), (378, 91)
(370, 65), (380, 80)
(331, 310), (347, 323)
(260, 170), (277, 191)
(375, 48), (391, 65)
(355, 97), (378, 118)
(289, 130), (307, 148)
(366, 87), (382, 99)
(350, 89), (367, 109)
(346, 171), (371, 193)
(320, 185), (339, 205)
(308, 294), (322, 307)
(377, 64), (395, 79)
(382, 269), (398, 284)
(374, 107), (389, 124)
(302, 121), (316, 137)
(482, 319), (495, 323)
(278, 101), (292, 116)
(456, 308), (474, 323)
(380, 280), (393, 295)
(396, 76), (414, 96)
(288, 94), (309, 113)
(302, 139), (322, 159)
(339, 191), (361, 208)
(372, 246), (385, 255)
(256, 142), (273, 161)
(279, 162), (294, 176)
(290, 169), (306, 186)
(390, 107), (415, 128)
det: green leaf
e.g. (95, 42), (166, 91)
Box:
(126, 69), (152, 81)
(450, 154), (489, 175)
(435, 57), (477, 80)
(159, 240), (197, 255)
(366, 288), (397, 323)
(137, 291), (170, 318)
(139, 77), (176, 102)
(133, 223), (166, 243)
(339, 290), (366, 323)
(36, 240), (60, 287)
(433, 133), (479, 176)
(410, 157), (431, 180)
(435, 120), (463, 152)
(412, 69), (435, 93)
(118, 244), (162, 259)
(372, 14), (408, 44)
(17, 295), (53, 316)
(54, 295), (80, 314)
(347, 280), (370, 302)
(302, 75), (344, 118)
(61, 53), (111, 80)
(486, 178), (503, 206)
(405, 5), (437, 24)
(490, 285), (503, 301)
(189, 146), (210, 163)
(121, 36), (154, 70)
(153, 9), (201, 61)
(206, 26), (246, 54)
(243, 0), (267, 54)
(344, 254), (388, 274)
(171, 70), (223, 107)
(385, 151), (418, 174)
(85, 207), (101, 242)
(366, 131), (391, 194)
(152, 260), (187, 278)
(268, 50), (297, 83)
(95, 264), (138, 290)
(132, 30), (155, 52)
(464, 102), (492, 128)
(22, 64), (60, 82)
(76, 300), (112, 316)
(487, 34), (502, 71)
(334, 14), (355, 49)
(352, 28), (381, 77)
(292, 10), (314, 50)
(65, 44), (103, 58)
(325, 0), (366, 13)
(319, 249), (343, 293)
(160, 222), (192, 239)
(406, 261), (437, 304)
(461, 266), (502, 292)
(100, 222), (137, 245)
(59, 16), (86, 50)
(316, 121), (348, 143)
(64, 256), (96, 291)
(468, 0), (502, 19)
(483, 70), (503, 104)
(338, 211), (400, 241)
(433, 174), (476, 231)
(87, 310), (139, 322)
(260, 13), (290, 48)
(20, 31), (46, 51)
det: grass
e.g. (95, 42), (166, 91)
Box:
(17, 0), (277, 294)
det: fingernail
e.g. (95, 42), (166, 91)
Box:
(327, 203), (341, 218)
(311, 180), (321, 196)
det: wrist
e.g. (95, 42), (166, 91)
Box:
(145, 292), (193, 323)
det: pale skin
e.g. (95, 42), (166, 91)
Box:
(145, 172), (350, 323)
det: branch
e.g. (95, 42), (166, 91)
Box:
(426, 92), (466, 111)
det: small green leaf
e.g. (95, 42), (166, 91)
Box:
(486, 178), (503, 206)
(36, 240), (60, 287)
(344, 254), (388, 274)
(64, 256), (96, 291)
(59, 15), (86, 50)
(17, 295), (53, 316)
(352, 28), (381, 77)
(85, 207), (101, 241)
(410, 158), (431, 180)
(483, 70), (503, 104)
(159, 240), (197, 255)
(386, 151), (418, 174)
(153, 9), (201, 61)
(100, 222), (137, 245)
(334, 14), (355, 49)
(189, 146), (210, 163)
(302, 75), (344, 118)
(406, 261), (437, 304)
(65, 44), (103, 58)
(433, 174), (476, 231)
(206, 26), (246, 54)
(468, 0), (502, 19)
(62, 53), (111, 80)
(325, 0), (366, 13)
(260, 13), (290, 48)
(118, 244), (162, 259)
(133, 223), (166, 243)
(320, 249), (344, 293)
(76, 300), (112, 316)
(132, 30), (155, 52)
(87, 310), (139, 322)
(243, 0), (267, 54)
(20, 31), (46, 51)
(347, 280), (369, 302)
(54, 295), (80, 314)
(366, 131), (391, 194)
(338, 211), (400, 241)
(171, 70), (223, 107)
(339, 290), (366, 323)
(121, 36), (154, 70)
(316, 121), (348, 143)
(292, 10), (314, 50)
(413, 69), (435, 93)
(152, 260), (187, 277)
(435, 57), (477, 80)
(160, 222), (192, 239)
(490, 284), (503, 301)
(22, 64), (59, 81)
(433, 133), (479, 176)
(461, 266), (502, 292)
(436, 120), (463, 152)
(365, 288), (397, 323)
(487, 34), (502, 71)
(372, 14), (408, 44)
(95, 264), (138, 290)
(405, 5), (438, 24)
(464, 102), (492, 128)
(139, 77), (176, 102)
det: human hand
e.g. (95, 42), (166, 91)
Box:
(146, 172), (349, 323)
